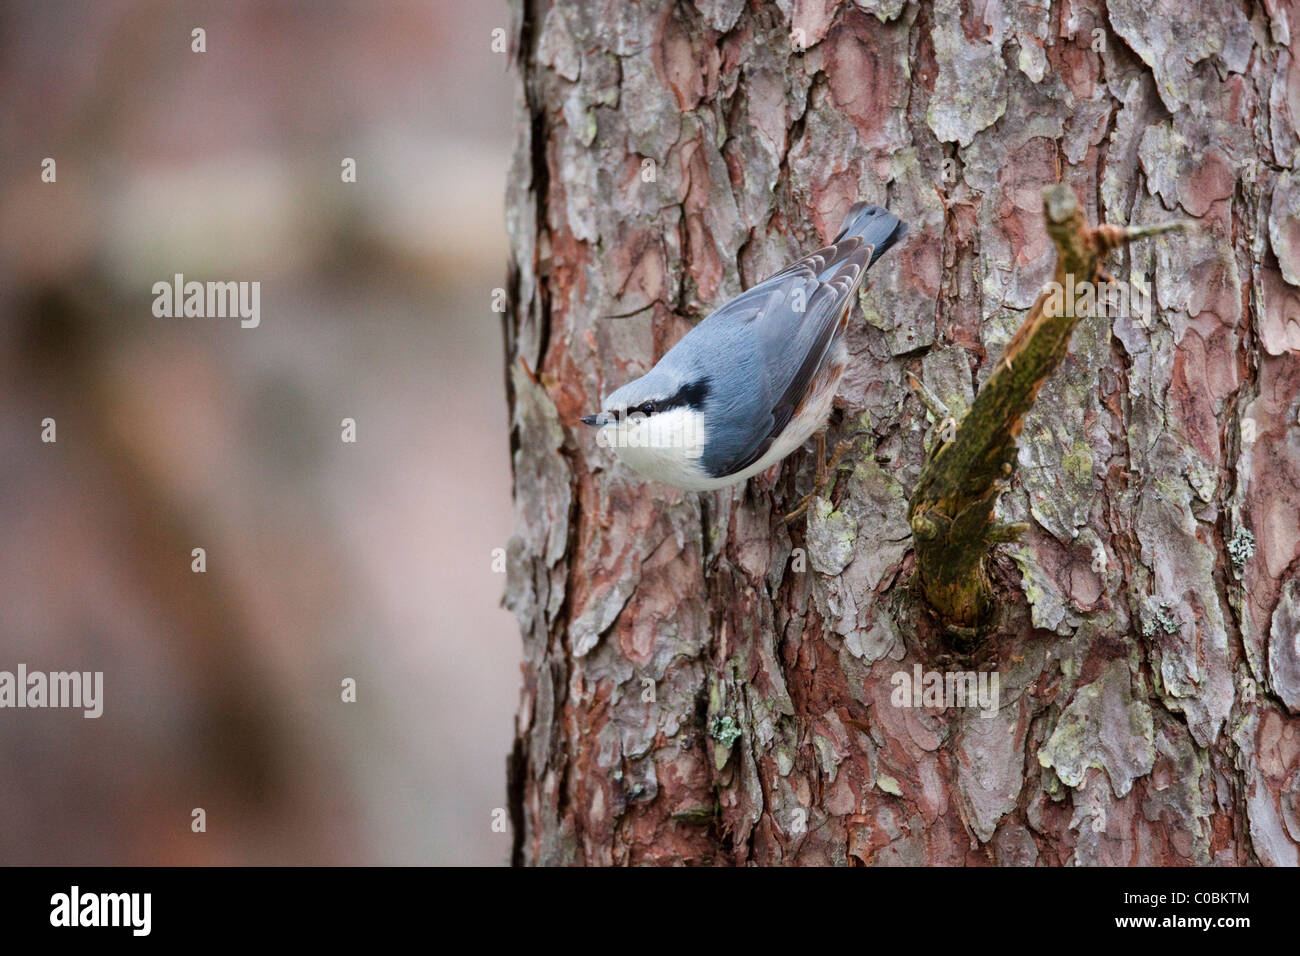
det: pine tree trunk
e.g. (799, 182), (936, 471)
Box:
(503, 0), (1300, 866)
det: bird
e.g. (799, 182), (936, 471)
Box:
(581, 202), (908, 494)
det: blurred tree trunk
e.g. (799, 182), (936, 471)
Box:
(502, 0), (1300, 865)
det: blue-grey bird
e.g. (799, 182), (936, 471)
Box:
(581, 202), (907, 490)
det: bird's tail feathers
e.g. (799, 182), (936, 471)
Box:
(834, 202), (908, 266)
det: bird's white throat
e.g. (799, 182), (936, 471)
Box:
(597, 406), (713, 488)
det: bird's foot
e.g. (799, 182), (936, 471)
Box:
(783, 432), (857, 523)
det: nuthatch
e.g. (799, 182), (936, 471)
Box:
(582, 202), (907, 490)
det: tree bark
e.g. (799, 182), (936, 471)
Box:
(503, 0), (1300, 866)
(908, 187), (1190, 634)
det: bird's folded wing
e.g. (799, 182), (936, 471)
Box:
(714, 235), (876, 476)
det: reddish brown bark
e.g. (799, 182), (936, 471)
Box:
(504, 0), (1300, 865)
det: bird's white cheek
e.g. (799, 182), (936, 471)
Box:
(626, 421), (653, 448)
(594, 421), (647, 448)
(595, 416), (694, 451)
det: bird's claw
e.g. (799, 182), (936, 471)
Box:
(783, 435), (855, 522)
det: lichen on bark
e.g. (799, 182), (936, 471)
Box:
(908, 185), (1190, 635)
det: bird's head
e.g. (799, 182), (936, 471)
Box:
(581, 368), (712, 485)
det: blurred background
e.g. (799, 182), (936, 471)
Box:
(0, 0), (520, 864)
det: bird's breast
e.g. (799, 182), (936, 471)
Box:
(766, 349), (847, 465)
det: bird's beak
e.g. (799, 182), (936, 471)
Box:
(581, 412), (614, 427)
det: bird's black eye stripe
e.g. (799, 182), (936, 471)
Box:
(660, 378), (709, 412)
(618, 379), (710, 421)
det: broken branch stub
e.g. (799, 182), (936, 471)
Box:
(907, 184), (1190, 634)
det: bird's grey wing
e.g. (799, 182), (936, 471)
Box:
(713, 236), (875, 476)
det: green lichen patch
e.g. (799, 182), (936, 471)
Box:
(709, 714), (742, 748)
(1227, 526), (1255, 570)
(1037, 659), (1155, 798)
